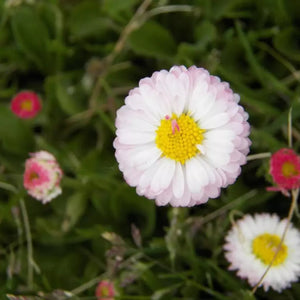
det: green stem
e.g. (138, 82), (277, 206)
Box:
(144, 5), (197, 20)
(288, 107), (293, 148)
(0, 181), (18, 193)
(247, 152), (271, 161)
(20, 198), (34, 289)
(199, 190), (257, 225)
(70, 275), (102, 296)
(97, 110), (116, 133)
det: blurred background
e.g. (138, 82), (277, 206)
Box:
(1, 0), (300, 299)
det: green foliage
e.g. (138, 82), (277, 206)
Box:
(10, 5), (52, 73)
(1, 0), (300, 299)
(128, 20), (177, 59)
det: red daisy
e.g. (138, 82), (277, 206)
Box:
(268, 148), (300, 195)
(95, 280), (115, 300)
(11, 91), (41, 119)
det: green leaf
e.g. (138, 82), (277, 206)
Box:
(195, 21), (217, 46)
(68, 0), (117, 40)
(62, 192), (88, 232)
(274, 27), (300, 62)
(230, 290), (256, 300)
(251, 127), (285, 151)
(54, 75), (84, 115)
(10, 6), (51, 72)
(110, 185), (156, 237)
(102, 0), (139, 20)
(128, 21), (177, 59)
(235, 21), (292, 96)
(0, 104), (34, 155)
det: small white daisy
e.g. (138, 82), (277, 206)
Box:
(224, 213), (300, 292)
(114, 66), (251, 207)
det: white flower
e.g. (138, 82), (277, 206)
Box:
(114, 66), (251, 207)
(224, 213), (300, 292)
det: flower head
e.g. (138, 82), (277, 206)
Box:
(224, 213), (300, 292)
(114, 66), (251, 207)
(95, 280), (115, 300)
(268, 148), (300, 195)
(23, 151), (63, 203)
(11, 91), (41, 119)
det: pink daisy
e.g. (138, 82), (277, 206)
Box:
(114, 66), (251, 207)
(23, 151), (63, 204)
(268, 148), (300, 195)
(95, 280), (115, 300)
(11, 91), (41, 119)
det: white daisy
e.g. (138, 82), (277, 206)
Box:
(114, 65), (251, 206)
(224, 213), (300, 292)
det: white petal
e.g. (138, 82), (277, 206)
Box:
(117, 129), (156, 145)
(172, 162), (185, 199)
(150, 159), (176, 194)
(197, 156), (217, 184)
(155, 187), (173, 206)
(189, 87), (215, 121)
(130, 144), (162, 170)
(170, 187), (191, 207)
(200, 113), (230, 129)
(185, 157), (209, 194)
(138, 160), (160, 189)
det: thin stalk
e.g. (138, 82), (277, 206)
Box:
(256, 42), (300, 83)
(0, 181), (18, 193)
(187, 190), (257, 227)
(247, 152), (271, 161)
(19, 198), (34, 289)
(11, 206), (23, 277)
(288, 107), (293, 148)
(70, 275), (102, 296)
(144, 5), (196, 20)
(88, 0), (153, 110)
(251, 188), (299, 294)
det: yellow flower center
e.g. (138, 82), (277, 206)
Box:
(282, 162), (298, 178)
(100, 286), (110, 297)
(155, 114), (205, 164)
(21, 99), (33, 111)
(29, 172), (39, 181)
(252, 233), (288, 266)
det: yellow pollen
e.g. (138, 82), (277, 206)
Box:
(282, 162), (298, 178)
(29, 172), (39, 181)
(155, 113), (205, 164)
(20, 99), (33, 111)
(100, 286), (110, 297)
(252, 233), (288, 266)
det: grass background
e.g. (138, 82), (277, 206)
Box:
(1, 0), (300, 299)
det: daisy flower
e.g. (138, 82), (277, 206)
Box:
(11, 91), (41, 119)
(23, 151), (63, 204)
(114, 66), (251, 206)
(95, 280), (115, 300)
(267, 148), (300, 196)
(224, 213), (300, 292)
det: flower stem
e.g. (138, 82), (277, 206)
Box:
(0, 181), (18, 193)
(251, 188), (299, 294)
(246, 152), (271, 161)
(88, 0), (153, 110)
(288, 107), (293, 148)
(144, 5), (197, 20)
(70, 275), (102, 295)
(19, 198), (34, 289)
